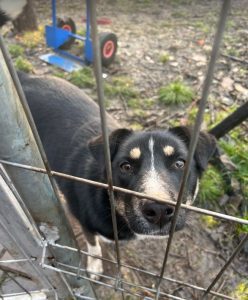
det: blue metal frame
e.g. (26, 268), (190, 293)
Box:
(45, 0), (93, 65)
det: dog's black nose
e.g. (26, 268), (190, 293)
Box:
(142, 201), (174, 226)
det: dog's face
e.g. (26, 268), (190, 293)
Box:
(89, 126), (216, 237)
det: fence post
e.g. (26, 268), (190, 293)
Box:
(0, 38), (95, 298)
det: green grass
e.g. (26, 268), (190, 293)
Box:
(219, 131), (248, 200)
(201, 215), (220, 228)
(189, 104), (247, 229)
(158, 81), (195, 105)
(8, 44), (24, 58)
(232, 281), (248, 300)
(127, 98), (141, 109)
(236, 215), (248, 234)
(129, 122), (143, 130)
(159, 52), (170, 64)
(193, 20), (211, 34)
(19, 25), (44, 49)
(198, 165), (226, 208)
(68, 67), (95, 89)
(104, 77), (138, 99)
(14, 56), (33, 73)
(52, 70), (67, 79)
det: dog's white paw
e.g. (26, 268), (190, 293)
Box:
(86, 236), (103, 280)
(87, 256), (103, 280)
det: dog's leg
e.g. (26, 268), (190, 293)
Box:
(84, 230), (103, 280)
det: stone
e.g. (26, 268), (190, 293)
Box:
(234, 83), (248, 96)
(221, 77), (234, 92)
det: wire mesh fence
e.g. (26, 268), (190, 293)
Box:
(0, 0), (247, 299)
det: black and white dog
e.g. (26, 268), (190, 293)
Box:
(0, 6), (216, 275)
(18, 72), (216, 275)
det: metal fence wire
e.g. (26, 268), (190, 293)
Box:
(0, 0), (247, 299)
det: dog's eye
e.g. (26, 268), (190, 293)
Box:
(120, 162), (132, 173)
(174, 159), (185, 169)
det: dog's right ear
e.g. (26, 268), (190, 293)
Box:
(169, 126), (217, 174)
(88, 128), (133, 163)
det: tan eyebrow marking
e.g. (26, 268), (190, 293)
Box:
(163, 145), (175, 156)
(130, 147), (141, 159)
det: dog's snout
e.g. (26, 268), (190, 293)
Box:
(142, 201), (174, 226)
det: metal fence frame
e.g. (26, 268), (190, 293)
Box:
(0, 0), (247, 299)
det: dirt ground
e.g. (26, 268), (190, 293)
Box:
(1, 0), (247, 299)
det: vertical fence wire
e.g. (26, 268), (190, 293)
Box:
(0, 0), (247, 299)
(155, 0), (231, 299)
(88, 0), (123, 296)
(0, 214), (59, 300)
(202, 234), (248, 299)
(0, 34), (79, 253)
(0, 28), (96, 299)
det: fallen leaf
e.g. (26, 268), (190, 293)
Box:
(221, 77), (234, 92)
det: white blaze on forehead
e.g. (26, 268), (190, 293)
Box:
(149, 137), (155, 171)
(163, 145), (175, 156)
(130, 147), (141, 159)
(141, 137), (170, 200)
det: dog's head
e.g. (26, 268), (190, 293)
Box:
(89, 127), (216, 237)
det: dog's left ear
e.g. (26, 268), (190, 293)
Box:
(88, 128), (133, 163)
(169, 126), (217, 173)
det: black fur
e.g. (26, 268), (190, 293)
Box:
(0, 9), (10, 26)
(19, 72), (216, 241)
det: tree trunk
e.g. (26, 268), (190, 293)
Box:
(12, 0), (37, 32)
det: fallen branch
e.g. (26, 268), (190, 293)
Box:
(221, 53), (248, 65)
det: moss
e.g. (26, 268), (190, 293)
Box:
(158, 81), (195, 105)
(159, 52), (170, 64)
(19, 25), (44, 48)
(15, 56), (33, 73)
(68, 67), (95, 88)
(8, 44), (24, 58)
(236, 215), (248, 234)
(232, 281), (248, 300)
(201, 215), (220, 228)
(129, 123), (143, 130)
(198, 165), (226, 207)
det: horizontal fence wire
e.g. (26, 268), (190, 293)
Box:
(0, 207), (59, 300)
(0, 0), (247, 299)
(1, 159), (247, 227)
(0, 290), (51, 299)
(49, 242), (236, 300)
(0, 258), (36, 264)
